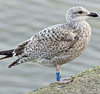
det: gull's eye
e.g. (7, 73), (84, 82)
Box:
(78, 11), (83, 14)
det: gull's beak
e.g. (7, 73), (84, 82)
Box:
(87, 12), (98, 17)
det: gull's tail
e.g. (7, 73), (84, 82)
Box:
(0, 49), (29, 68)
(0, 49), (24, 68)
(0, 49), (14, 60)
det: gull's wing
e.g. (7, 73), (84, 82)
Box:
(14, 24), (79, 59)
(0, 24), (79, 68)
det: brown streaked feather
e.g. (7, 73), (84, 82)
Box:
(7, 59), (20, 68)
(14, 40), (30, 56)
(15, 51), (24, 56)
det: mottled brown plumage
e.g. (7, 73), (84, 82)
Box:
(0, 6), (98, 83)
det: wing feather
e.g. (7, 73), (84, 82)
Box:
(22, 24), (79, 58)
(34, 24), (77, 42)
(13, 24), (79, 58)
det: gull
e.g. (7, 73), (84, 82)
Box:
(0, 6), (98, 84)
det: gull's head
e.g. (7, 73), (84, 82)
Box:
(66, 6), (98, 23)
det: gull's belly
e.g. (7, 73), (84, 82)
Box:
(62, 34), (91, 64)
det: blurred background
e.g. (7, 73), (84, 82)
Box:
(0, 0), (100, 94)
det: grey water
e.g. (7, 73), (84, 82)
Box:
(0, 0), (100, 94)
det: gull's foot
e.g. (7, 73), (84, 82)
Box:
(57, 77), (74, 84)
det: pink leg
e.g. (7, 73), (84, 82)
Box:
(56, 65), (74, 84)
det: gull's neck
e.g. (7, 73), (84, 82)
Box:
(68, 20), (88, 29)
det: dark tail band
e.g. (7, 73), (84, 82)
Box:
(0, 49), (14, 60)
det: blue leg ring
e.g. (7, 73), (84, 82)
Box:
(56, 72), (60, 81)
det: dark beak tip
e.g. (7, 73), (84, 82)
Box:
(88, 12), (98, 17)
(93, 13), (98, 17)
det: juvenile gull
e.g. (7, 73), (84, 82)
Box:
(0, 6), (98, 84)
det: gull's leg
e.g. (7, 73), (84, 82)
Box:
(56, 65), (61, 82)
(56, 65), (74, 84)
